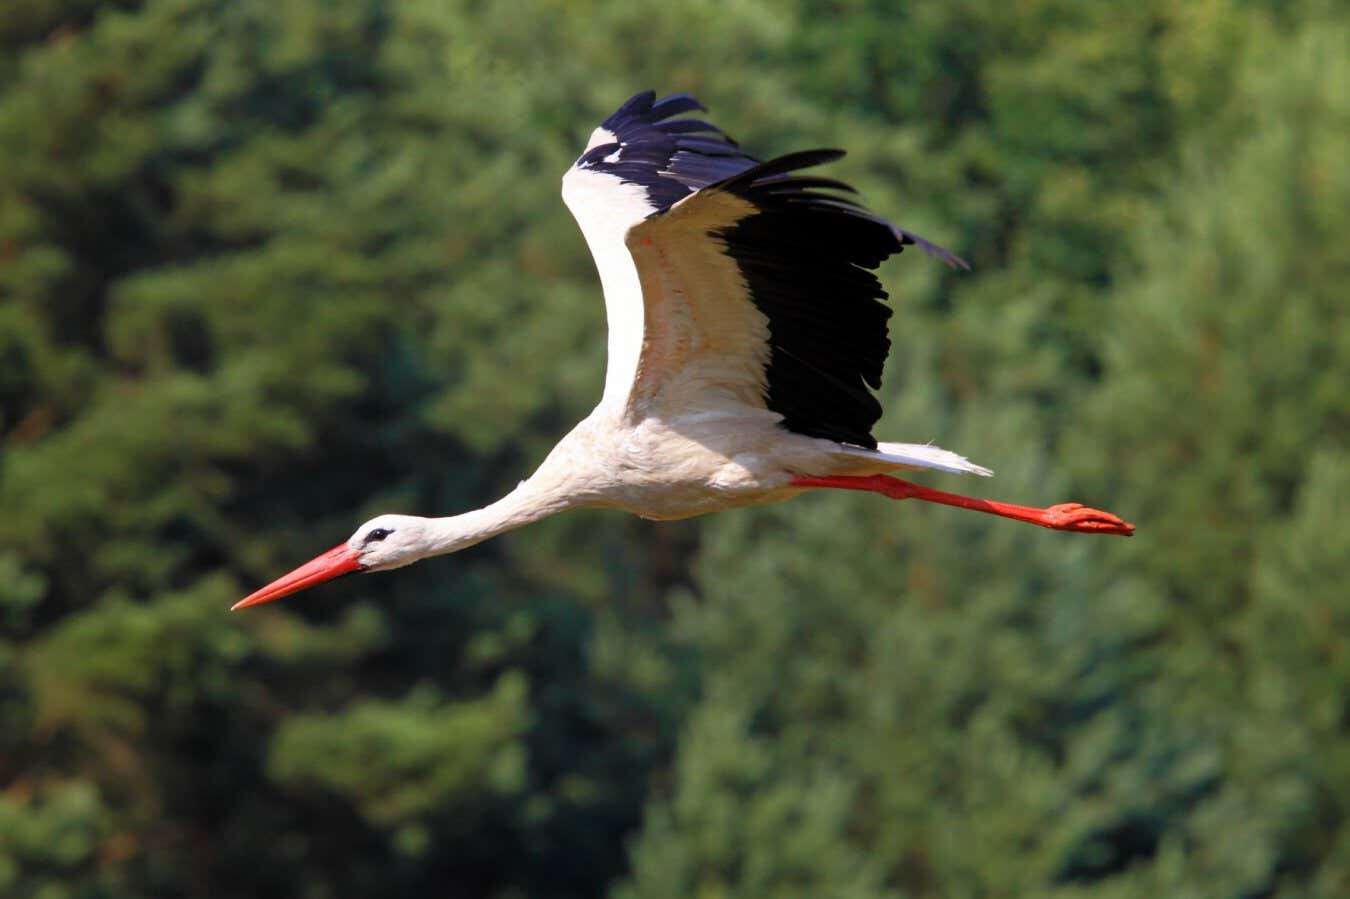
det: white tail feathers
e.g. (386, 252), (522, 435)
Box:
(836, 441), (994, 477)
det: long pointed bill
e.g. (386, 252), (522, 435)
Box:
(232, 544), (363, 611)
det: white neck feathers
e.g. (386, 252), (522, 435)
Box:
(423, 477), (572, 558)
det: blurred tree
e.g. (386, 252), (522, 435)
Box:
(1, 0), (1345, 897)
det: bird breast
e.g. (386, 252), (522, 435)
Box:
(535, 409), (797, 521)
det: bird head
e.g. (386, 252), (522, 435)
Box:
(232, 514), (429, 610)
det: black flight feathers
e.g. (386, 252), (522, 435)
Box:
(586, 90), (762, 210)
(592, 92), (969, 270)
(711, 149), (971, 272)
(593, 90), (968, 449)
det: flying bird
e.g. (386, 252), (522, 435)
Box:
(235, 91), (1133, 611)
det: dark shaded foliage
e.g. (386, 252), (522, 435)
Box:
(2, 2), (1346, 898)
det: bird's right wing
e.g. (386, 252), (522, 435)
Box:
(561, 91), (759, 410)
(623, 152), (968, 447)
(563, 92), (966, 448)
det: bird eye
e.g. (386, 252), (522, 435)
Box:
(363, 528), (392, 544)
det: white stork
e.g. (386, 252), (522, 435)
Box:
(235, 91), (1132, 610)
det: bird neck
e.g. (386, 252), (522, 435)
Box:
(422, 477), (572, 558)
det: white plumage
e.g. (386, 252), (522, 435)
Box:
(235, 91), (1132, 611)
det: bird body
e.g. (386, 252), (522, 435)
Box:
(536, 406), (995, 523)
(522, 408), (857, 522)
(235, 91), (1132, 611)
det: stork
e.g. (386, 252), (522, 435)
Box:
(234, 90), (1132, 611)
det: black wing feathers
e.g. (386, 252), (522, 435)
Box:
(587, 91), (760, 211)
(593, 91), (968, 449)
(709, 152), (966, 448)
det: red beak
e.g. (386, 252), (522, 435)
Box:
(232, 543), (363, 611)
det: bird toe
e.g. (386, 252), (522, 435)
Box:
(1045, 503), (1135, 537)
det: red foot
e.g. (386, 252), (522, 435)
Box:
(1040, 503), (1135, 536)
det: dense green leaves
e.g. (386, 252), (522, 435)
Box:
(2, 1), (1346, 897)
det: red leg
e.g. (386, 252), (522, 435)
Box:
(790, 474), (1134, 536)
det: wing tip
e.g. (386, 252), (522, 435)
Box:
(603, 89), (658, 127)
(605, 89), (712, 129)
(893, 226), (971, 270)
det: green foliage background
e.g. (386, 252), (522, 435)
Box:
(1, 1), (1346, 896)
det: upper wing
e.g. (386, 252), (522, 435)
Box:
(562, 92), (966, 448)
(574, 89), (761, 210)
(561, 91), (760, 407)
